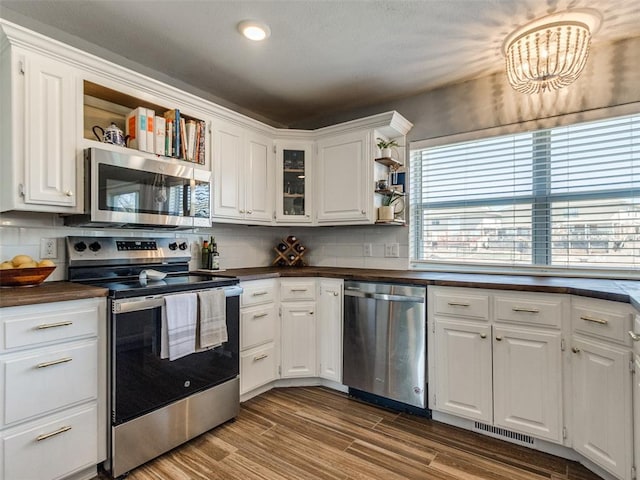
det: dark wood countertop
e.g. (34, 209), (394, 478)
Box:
(215, 267), (640, 310)
(0, 281), (109, 308)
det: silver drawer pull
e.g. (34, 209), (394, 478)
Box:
(252, 291), (268, 296)
(253, 313), (269, 319)
(480, 333), (487, 339)
(253, 353), (269, 361)
(333, 292), (339, 296)
(36, 357), (72, 369)
(290, 288), (308, 292)
(36, 425), (72, 441)
(512, 307), (539, 313)
(580, 315), (608, 325)
(447, 302), (470, 307)
(36, 321), (73, 330)
(629, 331), (640, 342)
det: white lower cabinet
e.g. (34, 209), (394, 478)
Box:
(492, 325), (563, 442)
(433, 319), (492, 423)
(239, 280), (278, 395)
(571, 336), (632, 480)
(0, 404), (97, 480)
(317, 279), (343, 383)
(281, 302), (316, 378)
(430, 287), (566, 444)
(0, 297), (105, 480)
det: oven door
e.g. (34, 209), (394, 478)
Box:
(89, 147), (211, 228)
(110, 288), (239, 426)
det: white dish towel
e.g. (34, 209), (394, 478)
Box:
(161, 292), (198, 361)
(196, 289), (227, 351)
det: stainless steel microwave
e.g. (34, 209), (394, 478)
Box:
(64, 148), (211, 229)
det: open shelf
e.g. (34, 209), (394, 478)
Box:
(374, 157), (403, 169)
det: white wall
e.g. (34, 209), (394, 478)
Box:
(0, 212), (409, 282)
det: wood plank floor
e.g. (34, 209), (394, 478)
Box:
(98, 387), (603, 480)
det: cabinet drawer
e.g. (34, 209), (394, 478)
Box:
(494, 294), (564, 328)
(572, 298), (633, 345)
(240, 343), (277, 394)
(280, 279), (316, 301)
(1, 340), (98, 426)
(241, 280), (277, 307)
(1, 299), (100, 353)
(1, 404), (97, 480)
(433, 289), (489, 320)
(241, 304), (277, 351)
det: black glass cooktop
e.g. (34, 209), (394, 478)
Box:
(86, 274), (238, 299)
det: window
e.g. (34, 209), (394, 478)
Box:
(410, 114), (639, 275)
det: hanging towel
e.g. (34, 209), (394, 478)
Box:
(196, 289), (227, 351)
(161, 292), (198, 361)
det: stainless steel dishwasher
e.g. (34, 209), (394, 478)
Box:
(343, 281), (427, 410)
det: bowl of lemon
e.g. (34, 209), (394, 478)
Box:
(0, 255), (56, 287)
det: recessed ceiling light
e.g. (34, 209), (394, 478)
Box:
(238, 20), (271, 41)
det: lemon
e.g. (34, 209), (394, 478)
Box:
(11, 254), (34, 267)
(38, 259), (55, 267)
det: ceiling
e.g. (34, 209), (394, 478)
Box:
(2, 0), (640, 128)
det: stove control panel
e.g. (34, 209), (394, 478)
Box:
(67, 236), (191, 264)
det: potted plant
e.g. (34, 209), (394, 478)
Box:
(378, 190), (403, 221)
(376, 137), (399, 158)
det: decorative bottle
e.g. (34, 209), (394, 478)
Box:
(210, 236), (220, 270)
(201, 240), (210, 270)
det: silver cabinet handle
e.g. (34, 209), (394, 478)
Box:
(448, 302), (470, 307)
(309, 311), (314, 315)
(361, 210), (366, 214)
(253, 353), (268, 361)
(629, 331), (640, 342)
(512, 307), (539, 313)
(252, 291), (268, 296)
(64, 190), (73, 197)
(571, 347), (581, 354)
(253, 312), (268, 319)
(495, 336), (503, 341)
(36, 321), (73, 330)
(480, 333), (487, 339)
(580, 315), (608, 325)
(332, 292), (339, 296)
(36, 425), (72, 441)
(239, 209), (245, 214)
(36, 357), (72, 368)
(247, 210), (253, 214)
(290, 288), (308, 292)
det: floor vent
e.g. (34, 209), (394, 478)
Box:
(473, 422), (535, 446)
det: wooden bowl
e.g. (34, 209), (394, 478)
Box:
(0, 266), (56, 287)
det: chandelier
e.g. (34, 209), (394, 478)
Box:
(502, 10), (601, 94)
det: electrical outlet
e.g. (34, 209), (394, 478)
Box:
(40, 238), (57, 259)
(385, 243), (399, 258)
(363, 243), (372, 257)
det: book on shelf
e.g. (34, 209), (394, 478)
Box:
(165, 120), (173, 157)
(179, 117), (187, 160)
(146, 108), (155, 153)
(125, 107), (147, 152)
(155, 116), (166, 156)
(197, 120), (206, 164)
(185, 119), (197, 162)
(163, 109), (181, 157)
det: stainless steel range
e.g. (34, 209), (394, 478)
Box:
(67, 236), (241, 478)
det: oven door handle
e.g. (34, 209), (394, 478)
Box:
(113, 297), (165, 314)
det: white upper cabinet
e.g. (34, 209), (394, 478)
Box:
(275, 141), (313, 224)
(0, 40), (80, 212)
(316, 130), (372, 224)
(212, 120), (274, 225)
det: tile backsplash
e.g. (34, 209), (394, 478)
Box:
(0, 212), (409, 282)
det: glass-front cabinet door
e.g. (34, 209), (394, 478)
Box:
(275, 141), (313, 223)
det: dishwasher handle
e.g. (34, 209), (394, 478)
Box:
(344, 289), (425, 303)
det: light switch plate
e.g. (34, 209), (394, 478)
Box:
(363, 243), (372, 257)
(384, 243), (399, 258)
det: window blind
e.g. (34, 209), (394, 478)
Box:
(410, 114), (639, 273)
